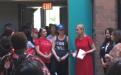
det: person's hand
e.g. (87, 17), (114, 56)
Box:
(44, 55), (49, 59)
(105, 54), (110, 58)
(83, 52), (87, 56)
(60, 57), (66, 61)
(71, 51), (77, 58)
(46, 53), (52, 59)
(48, 53), (52, 58)
(44, 53), (52, 59)
(61, 55), (68, 61)
(102, 62), (107, 68)
(56, 56), (61, 62)
(43, 53), (50, 59)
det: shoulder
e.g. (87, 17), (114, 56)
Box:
(114, 43), (121, 50)
(65, 35), (68, 42)
(110, 43), (121, 54)
(86, 35), (93, 41)
(85, 35), (94, 45)
(47, 35), (52, 39)
(38, 37), (46, 42)
(86, 35), (92, 40)
(35, 38), (40, 42)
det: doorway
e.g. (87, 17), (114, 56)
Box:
(18, 1), (69, 75)
(18, 1), (68, 32)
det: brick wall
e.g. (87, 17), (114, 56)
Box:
(94, 0), (117, 49)
(94, 0), (117, 75)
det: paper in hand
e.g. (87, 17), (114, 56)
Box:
(77, 49), (86, 60)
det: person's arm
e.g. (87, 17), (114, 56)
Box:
(86, 43), (96, 54)
(99, 45), (107, 67)
(105, 45), (120, 63)
(52, 40), (60, 62)
(61, 53), (69, 61)
(66, 36), (68, 43)
(100, 58), (107, 68)
(61, 36), (69, 60)
(47, 52), (52, 59)
(105, 54), (112, 63)
(35, 45), (48, 58)
(101, 58), (104, 64)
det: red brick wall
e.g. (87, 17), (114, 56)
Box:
(93, 0), (117, 75)
(94, 0), (117, 50)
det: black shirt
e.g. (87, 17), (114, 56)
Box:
(100, 41), (114, 62)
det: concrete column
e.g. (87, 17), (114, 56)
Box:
(68, 0), (93, 75)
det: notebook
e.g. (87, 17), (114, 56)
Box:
(77, 49), (86, 60)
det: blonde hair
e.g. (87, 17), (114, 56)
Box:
(76, 24), (85, 31)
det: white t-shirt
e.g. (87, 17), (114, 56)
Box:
(47, 34), (56, 43)
(27, 41), (35, 49)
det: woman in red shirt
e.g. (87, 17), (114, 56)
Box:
(75, 24), (96, 75)
(35, 28), (52, 71)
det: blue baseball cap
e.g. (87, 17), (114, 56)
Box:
(57, 24), (64, 30)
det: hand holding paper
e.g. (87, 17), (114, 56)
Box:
(77, 49), (86, 60)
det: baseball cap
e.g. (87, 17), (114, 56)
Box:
(57, 24), (64, 30)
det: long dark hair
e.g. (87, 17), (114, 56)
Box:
(104, 28), (114, 43)
(38, 28), (46, 38)
(48, 24), (57, 35)
(105, 28), (114, 35)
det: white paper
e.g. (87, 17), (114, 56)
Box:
(77, 49), (86, 60)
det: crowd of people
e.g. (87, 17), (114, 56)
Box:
(0, 23), (69, 75)
(0, 23), (121, 75)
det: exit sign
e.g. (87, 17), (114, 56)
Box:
(42, 2), (52, 10)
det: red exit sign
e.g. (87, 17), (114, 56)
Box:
(42, 2), (52, 10)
